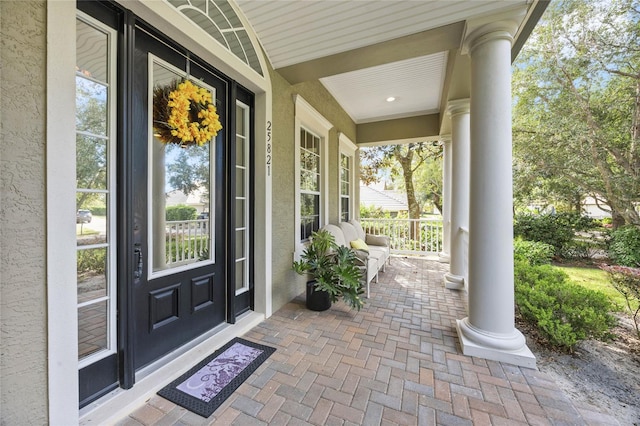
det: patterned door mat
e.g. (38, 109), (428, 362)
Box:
(158, 337), (276, 418)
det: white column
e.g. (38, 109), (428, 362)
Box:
(438, 135), (452, 263)
(456, 20), (535, 368)
(444, 100), (470, 290)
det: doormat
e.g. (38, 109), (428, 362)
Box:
(158, 337), (275, 418)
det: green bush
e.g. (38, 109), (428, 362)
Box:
(513, 212), (594, 256)
(514, 238), (554, 265)
(360, 205), (391, 219)
(166, 205), (197, 221)
(77, 248), (107, 276)
(600, 264), (640, 338)
(514, 260), (616, 351)
(90, 206), (107, 216)
(608, 225), (640, 267)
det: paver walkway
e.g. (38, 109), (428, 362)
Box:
(117, 257), (620, 425)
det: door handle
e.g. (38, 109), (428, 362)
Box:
(134, 245), (143, 279)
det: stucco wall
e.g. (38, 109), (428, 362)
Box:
(269, 73), (357, 313)
(0, 0), (49, 424)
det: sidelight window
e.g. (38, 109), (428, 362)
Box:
(75, 13), (117, 366)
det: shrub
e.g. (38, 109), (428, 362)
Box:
(77, 248), (107, 276)
(360, 205), (391, 219)
(559, 239), (603, 261)
(90, 206), (107, 216)
(514, 238), (554, 265)
(514, 260), (616, 351)
(607, 225), (640, 267)
(166, 204), (197, 221)
(600, 264), (640, 338)
(513, 212), (595, 256)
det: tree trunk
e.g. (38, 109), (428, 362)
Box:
(396, 147), (422, 240)
(612, 210), (626, 229)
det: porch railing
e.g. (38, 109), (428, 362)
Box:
(360, 217), (443, 255)
(166, 219), (209, 265)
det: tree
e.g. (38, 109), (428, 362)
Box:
(76, 78), (108, 209)
(360, 142), (442, 237)
(513, 0), (640, 227)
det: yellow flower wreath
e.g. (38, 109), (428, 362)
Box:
(153, 79), (222, 146)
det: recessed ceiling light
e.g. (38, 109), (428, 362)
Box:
(386, 96), (396, 103)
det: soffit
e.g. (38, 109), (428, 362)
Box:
(234, 0), (530, 125)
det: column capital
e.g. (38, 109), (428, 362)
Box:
(461, 7), (527, 55)
(439, 134), (451, 144)
(446, 98), (470, 117)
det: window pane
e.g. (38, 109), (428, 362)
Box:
(341, 197), (350, 220)
(151, 68), (213, 272)
(77, 247), (108, 303)
(235, 260), (246, 292)
(76, 19), (108, 82)
(236, 167), (245, 197)
(302, 171), (320, 192)
(76, 77), (108, 135)
(77, 193), (108, 245)
(236, 199), (245, 227)
(76, 134), (107, 190)
(236, 105), (245, 136)
(236, 136), (245, 166)
(235, 229), (245, 260)
(78, 300), (108, 359)
(301, 193), (320, 240)
(342, 182), (350, 196)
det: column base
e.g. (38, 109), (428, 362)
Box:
(456, 318), (536, 368)
(438, 252), (450, 263)
(444, 272), (464, 290)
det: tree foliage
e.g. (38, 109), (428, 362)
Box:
(513, 0), (640, 226)
(360, 142), (442, 219)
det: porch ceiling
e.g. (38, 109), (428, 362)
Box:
(234, 0), (541, 131)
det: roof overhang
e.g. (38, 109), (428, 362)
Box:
(235, 0), (549, 144)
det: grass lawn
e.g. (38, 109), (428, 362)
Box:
(554, 265), (627, 311)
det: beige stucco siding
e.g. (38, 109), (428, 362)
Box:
(0, 0), (49, 424)
(269, 74), (356, 313)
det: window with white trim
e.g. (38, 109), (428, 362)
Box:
(300, 128), (321, 240)
(294, 95), (332, 247)
(339, 133), (358, 223)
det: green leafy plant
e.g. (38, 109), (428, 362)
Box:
(292, 229), (364, 310)
(514, 260), (616, 351)
(166, 204), (197, 221)
(513, 213), (595, 256)
(607, 225), (640, 267)
(600, 264), (640, 338)
(514, 238), (554, 265)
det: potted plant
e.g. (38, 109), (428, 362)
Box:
(292, 229), (365, 311)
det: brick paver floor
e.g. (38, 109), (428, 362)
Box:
(117, 257), (620, 425)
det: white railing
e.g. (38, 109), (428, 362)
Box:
(166, 219), (209, 265)
(360, 217), (443, 255)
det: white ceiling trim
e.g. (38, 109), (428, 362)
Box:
(235, 0), (528, 69)
(320, 52), (448, 124)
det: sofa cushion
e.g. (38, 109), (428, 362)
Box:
(339, 222), (359, 244)
(368, 246), (388, 270)
(350, 238), (369, 252)
(366, 234), (390, 248)
(348, 219), (367, 240)
(322, 224), (346, 247)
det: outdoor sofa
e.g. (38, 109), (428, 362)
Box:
(321, 219), (391, 297)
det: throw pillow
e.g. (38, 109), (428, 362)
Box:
(350, 238), (369, 252)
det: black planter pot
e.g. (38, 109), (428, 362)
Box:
(306, 281), (331, 311)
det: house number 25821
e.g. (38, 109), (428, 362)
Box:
(266, 120), (272, 176)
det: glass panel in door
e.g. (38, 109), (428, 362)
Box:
(235, 102), (250, 294)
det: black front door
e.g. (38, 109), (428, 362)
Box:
(131, 27), (228, 369)
(77, 3), (255, 407)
